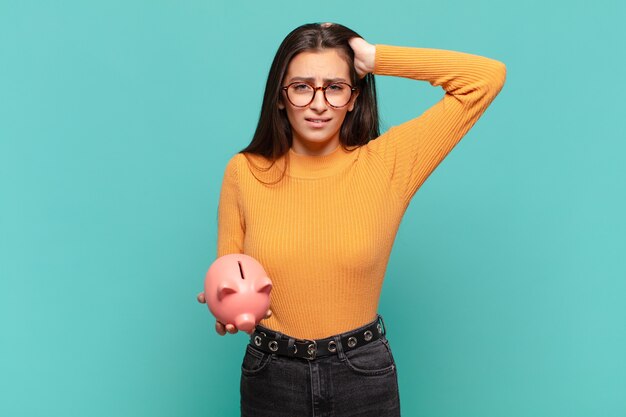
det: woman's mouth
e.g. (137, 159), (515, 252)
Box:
(305, 118), (331, 128)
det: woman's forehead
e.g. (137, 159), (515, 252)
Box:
(285, 49), (351, 81)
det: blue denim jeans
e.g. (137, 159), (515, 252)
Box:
(240, 316), (401, 417)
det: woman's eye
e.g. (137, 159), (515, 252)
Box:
(327, 84), (344, 91)
(293, 83), (311, 91)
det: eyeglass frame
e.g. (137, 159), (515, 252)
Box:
(280, 81), (359, 109)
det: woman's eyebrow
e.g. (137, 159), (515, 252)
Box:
(287, 76), (349, 83)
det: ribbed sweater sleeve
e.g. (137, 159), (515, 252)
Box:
(366, 44), (507, 206)
(217, 156), (245, 257)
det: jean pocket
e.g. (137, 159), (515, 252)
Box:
(341, 338), (396, 376)
(241, 344), (273, 376)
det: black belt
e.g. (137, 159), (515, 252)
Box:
(249, 315), (386, 360)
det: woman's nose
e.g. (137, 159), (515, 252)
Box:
(309, 88), (328, 111)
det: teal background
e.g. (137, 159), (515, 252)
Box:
(1, 0), (624, 416)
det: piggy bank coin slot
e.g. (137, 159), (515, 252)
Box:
(238, 261), (245, 279)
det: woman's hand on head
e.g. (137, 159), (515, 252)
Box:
(348, 37), (376, 79)
(196, 292), (272, 336)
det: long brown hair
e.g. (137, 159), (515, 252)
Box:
(240, 23), (380, 179)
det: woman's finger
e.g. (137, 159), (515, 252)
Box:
(225, 324), (238, 334)
(197, 292), (206, 303)
(215, 321), (226, 336)
(265, 309), (272, 319)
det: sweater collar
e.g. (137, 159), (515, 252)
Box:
(286, 145), (359, 179)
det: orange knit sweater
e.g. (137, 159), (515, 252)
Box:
(217, 44), (506, 339)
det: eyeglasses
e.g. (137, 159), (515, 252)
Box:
(281, 82), (358, 109)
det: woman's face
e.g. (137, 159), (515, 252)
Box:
(278, 48), (358, 156)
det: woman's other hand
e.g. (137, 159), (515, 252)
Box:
(348, 37), (376, 79)
(196, 292), (272, 335)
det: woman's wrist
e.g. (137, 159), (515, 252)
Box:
(363, 43), (376, 74)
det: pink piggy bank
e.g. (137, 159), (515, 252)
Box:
(204, 254), (272, 333)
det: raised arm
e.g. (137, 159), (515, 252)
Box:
(361, 41), (507, 206)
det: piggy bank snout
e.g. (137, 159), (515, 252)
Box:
(235, 314), (256, 333)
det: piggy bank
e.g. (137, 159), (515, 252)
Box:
(204, 254), (272, 333)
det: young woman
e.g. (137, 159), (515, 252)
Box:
(198, 22), (506, 417)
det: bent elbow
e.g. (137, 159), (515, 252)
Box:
(492, 60), (507, 93)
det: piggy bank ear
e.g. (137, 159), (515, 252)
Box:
(217, 282), (238, 301)
(254, 276), (273, 295)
